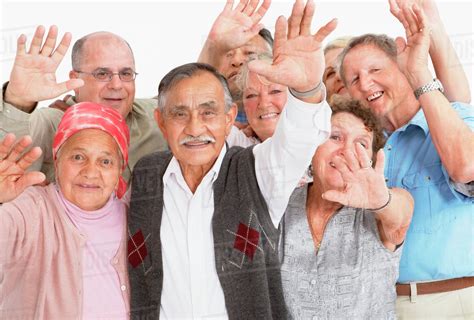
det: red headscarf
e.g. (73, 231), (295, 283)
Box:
(53, 102), (130, 198)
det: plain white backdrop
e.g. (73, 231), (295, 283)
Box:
(1, 0), (473, 108)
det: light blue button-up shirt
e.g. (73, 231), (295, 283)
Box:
(384, 102), (474, 283)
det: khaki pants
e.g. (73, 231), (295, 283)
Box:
(396, 286), (474, 319)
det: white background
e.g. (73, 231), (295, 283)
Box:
(1, 0), (473, 108)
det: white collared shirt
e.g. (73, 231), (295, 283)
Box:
(160, 92), (331, 319)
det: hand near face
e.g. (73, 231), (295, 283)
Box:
(0, 134), (45, 203)
(392, 5), (432, 89)
(322, 144), (390, 210)
(207, 0), (271, 53)
(248, 0), (337, 93)
(4, 25), (84, 111)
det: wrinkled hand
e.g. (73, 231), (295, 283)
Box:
(389, 0), (441, 32)
(5, 25), (84, 110)
(48, 94), (72, 112)
(322, 144), (389, 210)
(207, 0), (271, 53)
(0, 134), (45, 203)
(393, 5), (432, 89)
(248, 0), (337, 92)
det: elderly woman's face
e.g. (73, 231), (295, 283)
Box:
(312, 112), (374, 191)
(324, 47), (349, 100)
(242, 71), (287, 141)
(55, 129), (122, 211)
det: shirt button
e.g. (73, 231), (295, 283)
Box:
(385, 178), (389, 182)
(311, 279), (316, 285)
(121, 285), (126, 291)
(387, 145), (392, 151)
(426, 176), (431, 181)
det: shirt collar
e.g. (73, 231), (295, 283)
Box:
(397, 108), (429, 135)
(163, 143), (228, 187)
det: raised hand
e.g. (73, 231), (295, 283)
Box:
(322, 144), (390, 210)
(392, 5), (432, 89)
(389, 0), (441, 33)
(210, 0), (270, 52)
(4, 25), (84, 112)
(248, 0), (337, 93)
(0, 134), (45, 203)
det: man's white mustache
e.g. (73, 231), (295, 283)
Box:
(179, 135), (216, 145)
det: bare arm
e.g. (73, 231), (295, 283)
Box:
(374, 188), (414, 250)
(389, 0), (470, 103)
(397, 5), (474, 183)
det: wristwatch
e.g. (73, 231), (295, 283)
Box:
(414, 78), (444, 100)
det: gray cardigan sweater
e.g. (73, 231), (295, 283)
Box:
(128, 146), (287, 319)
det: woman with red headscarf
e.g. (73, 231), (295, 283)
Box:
(0, 102), (131, 319)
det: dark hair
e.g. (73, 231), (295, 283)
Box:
(157, 62), (233, 112)
(71, 32), (135, 70)
(258, 28), (274, 48)
(329, 95), (386, 164)
(339, 34), (397, 86)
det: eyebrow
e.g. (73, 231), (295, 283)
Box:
(69, 147), (115, 156)
(199, 101), (218, 109)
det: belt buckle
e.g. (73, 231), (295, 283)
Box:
(410, 282), (417, 303)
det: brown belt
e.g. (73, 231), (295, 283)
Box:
(396, 277), (474, 296)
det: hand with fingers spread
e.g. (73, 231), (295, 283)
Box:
(4, 25), (84, 112)
(392, 5), (432, 89)
(389, 0), (471, 102)
(248, 0), (337, 96)
(389, 0), (440, 30)
(198, 0), (271, 65)
(322, 144), (390, 210)
(0, 134), (45, 203)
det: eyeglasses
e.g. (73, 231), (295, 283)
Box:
(74, 68), (138, 82)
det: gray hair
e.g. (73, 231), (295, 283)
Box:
(339, 34), (397, 86)
(157, 63), (233, 112)
(71, 32), (135, 70)
(324, 36), (352, 55)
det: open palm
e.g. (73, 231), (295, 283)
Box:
(248, 0), (337, 92)
(323, 146), (390, 210)
(0, 134), (45, 203)
(6, 25), (83, 108)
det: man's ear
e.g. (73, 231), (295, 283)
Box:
(154, 108), (168, 140)
(225, 103), (238, 136)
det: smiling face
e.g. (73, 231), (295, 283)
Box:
(312, 112), (374, 192)
(242, 70), (287, 141)
(218, 35), (272, 95)
(155, 71), (236, 172)
(341, 44), (412, 120)
(70, 33), (136, 118)
(55, 129), (122, 211)
(324, 47), (349, 100)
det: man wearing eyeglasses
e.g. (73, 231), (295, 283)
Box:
(1, 26), (167, 184)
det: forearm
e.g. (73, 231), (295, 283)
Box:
(3, 82), (38, 113)
(375, 188), (414, 246)
(429, 26), (471, 103)
(419, 90), (474, 182)
(197, 38), (227, 69)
